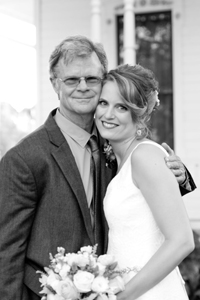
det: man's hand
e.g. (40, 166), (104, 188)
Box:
(162, 142), (186, 185)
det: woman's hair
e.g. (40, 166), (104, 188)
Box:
(49, 35), (108, 79)
(105, 64), (160, 139)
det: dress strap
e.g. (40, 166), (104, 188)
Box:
(117, 141), (168, 175)
(130, 141), (169, 157)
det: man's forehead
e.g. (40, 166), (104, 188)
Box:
(58, 53), (103, 74)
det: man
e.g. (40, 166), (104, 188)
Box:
(0, 35), (196, 300)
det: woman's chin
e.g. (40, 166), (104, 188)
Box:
(98, 130), (112, 140)
(96, 123), (116, 141)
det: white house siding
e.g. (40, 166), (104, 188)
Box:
(176, 0), (200, 231)
(100, 0), (122, 70)
(36, 0), (200, 230)
(35, 0), (92, 123)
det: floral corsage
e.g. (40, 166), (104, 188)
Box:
(103, 141), (116, 169)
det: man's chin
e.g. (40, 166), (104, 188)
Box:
(75, 106), (96, 115)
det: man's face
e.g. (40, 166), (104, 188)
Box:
(52, 52), (103, 121)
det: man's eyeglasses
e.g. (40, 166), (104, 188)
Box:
(57, 76), (103, 88)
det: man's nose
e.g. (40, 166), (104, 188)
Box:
(76, 78), (89, 91)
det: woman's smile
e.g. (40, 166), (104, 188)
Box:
(102, 121), (118, 129)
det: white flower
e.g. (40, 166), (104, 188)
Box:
(97, 254), (116, 266)
(45, 269), (60, 290)
(109, 276), (125, 294)
(80, 246), (93, 254)
(74, 270), (95, 292)
(76, 253), (90, 268)
(89, 254), (97, 268)
(66, 253), (79, 266)
(91, 276), (109, 293)
(54, 278), (79, 300)
(47, 294), (64, 300)
(96, 262), (106, 276)
(52, 248), (65, 262)
(54, 262), (63, 273)
(56, 247), (65, 257)
(38, 272), (48, 287)
(59, 263), (71, 279)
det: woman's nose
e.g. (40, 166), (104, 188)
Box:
(104, 107), (115, 119)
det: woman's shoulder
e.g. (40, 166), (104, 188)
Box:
(130, 140), (170, 185)
(130, 139), (168, 172)
(131, 140), (169, 157)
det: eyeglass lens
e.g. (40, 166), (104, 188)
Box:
(63, 76), (102, 87)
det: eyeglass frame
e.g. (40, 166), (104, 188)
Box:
(56, 76), (104, 88)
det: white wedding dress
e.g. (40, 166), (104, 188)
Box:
(104, 141), (189, 300)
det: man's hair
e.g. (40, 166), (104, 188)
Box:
(49, 35), (108, 79)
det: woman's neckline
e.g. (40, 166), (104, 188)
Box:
(116, 139), (151, 174)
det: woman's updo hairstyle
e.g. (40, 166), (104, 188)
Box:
(105, 64), (160, 139)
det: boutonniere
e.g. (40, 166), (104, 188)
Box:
(103, 140), (116, 168)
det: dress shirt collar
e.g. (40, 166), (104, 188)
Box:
(55, 109), (97, 147)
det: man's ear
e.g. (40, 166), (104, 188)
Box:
(50, 77), (59, 94)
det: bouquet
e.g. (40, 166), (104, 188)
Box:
(37, 245), (126, 300)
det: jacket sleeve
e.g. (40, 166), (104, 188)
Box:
(179, 166), (197, 196)
(0, 149), (38, 300)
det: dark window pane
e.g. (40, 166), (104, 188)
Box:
(117, 11), (173, 147)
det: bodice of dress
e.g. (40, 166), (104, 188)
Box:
(104, 141), (188, 299)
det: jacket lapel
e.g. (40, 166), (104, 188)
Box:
(44, 110), (95, 245)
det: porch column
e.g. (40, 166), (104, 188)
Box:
(123, 0), (136, 64)
(91, 0), (101, 42)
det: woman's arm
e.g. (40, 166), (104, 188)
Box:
(117, 144), (195, 300)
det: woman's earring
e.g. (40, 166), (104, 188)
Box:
(136, 129), (142, 137)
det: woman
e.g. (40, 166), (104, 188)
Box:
(95, 64), (194, 300)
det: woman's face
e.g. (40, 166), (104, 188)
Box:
(95, 80), (136, 143)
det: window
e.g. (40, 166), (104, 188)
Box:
(117, 11), (173, 147)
